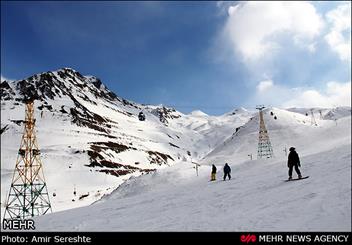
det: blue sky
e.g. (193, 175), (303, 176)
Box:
(1, 1), (351, 115)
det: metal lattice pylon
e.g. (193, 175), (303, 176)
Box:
(4, 100), (52, 220)
(319, 110), (323, 120)
(256, 105), (274, 159)
(310, 109), (317, 126)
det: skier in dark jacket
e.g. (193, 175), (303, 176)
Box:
(287, 147), (302, 180)
(211, 164), (217, 181)
(223, 163), (231, 181)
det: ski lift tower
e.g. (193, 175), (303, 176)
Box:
(256, 105), (274, 159)
(310, 109), (317, 126)
(319, 110), (323, 120)
(4, 100), (52, 220)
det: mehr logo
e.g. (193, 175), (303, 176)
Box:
(241, 234), (257, 243)
(2, 219), (35, 230)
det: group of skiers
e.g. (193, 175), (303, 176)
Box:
(210, 147), (303, 181)
(210, 163), (232, 181)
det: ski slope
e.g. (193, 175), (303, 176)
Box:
(204, 108), (351, 164)
(32, 107), (351, 231)
(0, 101), (251, 216)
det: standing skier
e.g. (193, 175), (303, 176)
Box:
(223, 163), (231, 181)
(211, 164), (217, 181)
(287, 147), (302, 180)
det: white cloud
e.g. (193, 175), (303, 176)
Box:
(324, 3), (351, 62)
(256, 80), (274, 92)
(251, 79), (351, 108)
(227, 5), (239, 16)
(223, 1), (324, 63)
(307, 42), (317, 53)
(284, 81), (351, 108)
(216, 1), (236, 16)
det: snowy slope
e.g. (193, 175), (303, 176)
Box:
(287, 107), (351, 120)
(204, 107), (351, 165)
(31, 107), (351, 231)
(0, 68), (253, 216)
(167, 108), (253, 158)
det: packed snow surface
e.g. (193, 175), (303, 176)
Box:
(32, 108), (351, 231)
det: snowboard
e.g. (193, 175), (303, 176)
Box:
(284, 176), (309, 182)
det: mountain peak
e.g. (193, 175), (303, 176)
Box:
(226, 107), (249, 116)
(190, 110), (208, 117)
(0, 68), (120, 103)
(55, 67), (78, 74)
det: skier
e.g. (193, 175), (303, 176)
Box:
(211, 164), (217, 181)
(287, 147), (302, 180)
(223, 163), (231, 181)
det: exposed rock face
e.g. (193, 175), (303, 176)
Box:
(1, 68), (188, 182)
(150, 106), (181, 125)
(1, 81), (15, 100)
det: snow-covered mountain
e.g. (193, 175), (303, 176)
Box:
(1, 68), (350, 231)
(33, 103), (351, 231)
(204, 107), (351, 164)
(0, 68), (253, 215)
(287, 107), (351, 120)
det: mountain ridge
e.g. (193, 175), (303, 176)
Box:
(1, 68), (254, 214)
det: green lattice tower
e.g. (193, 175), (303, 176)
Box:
(4, 100), (52, 220)
(256, 105), (274, 159)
